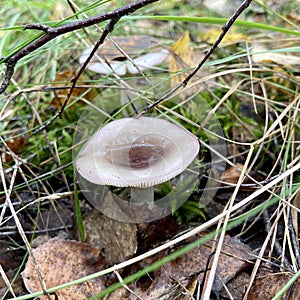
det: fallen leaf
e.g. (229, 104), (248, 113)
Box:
(138, 234), (251, 299)
(2, 130), (27, 164)
(287, 13), (300, 24)
(0, 269), (24, 299)
(220, 271), (250, 299)
(83, 210), (137, 265)
(170, 31), (192, 66)
(169, 31), (204, 98)
(108, 234), (252, 299)
(220, 163), (258, 191)
(248, 270), (300, 300)
(208, 234), (252, 294)
(169, 31), (193, 93)
(137, 216), (178, 253)
(51, 69), (96, 108)
(0, 241), (23, 272)
(203, 28), (249, 45)
(22, 238), (107, 300)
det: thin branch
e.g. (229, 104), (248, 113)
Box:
(30, 17), (121, 135)
(0, 0), (159, 95)
(139, 0), (253, 115)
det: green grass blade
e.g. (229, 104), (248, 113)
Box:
(125, 15), (300, 37)
(74, 172), (85, 242)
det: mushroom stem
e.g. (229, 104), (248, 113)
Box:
(130, 187), (154, 207)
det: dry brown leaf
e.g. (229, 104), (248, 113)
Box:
(220, 163), (258, 191)
(0, 269), (24, 299)
(0, 241), (23, 272)
(137, 234), (251, 299)
(137, 216), (178, 253)
(51, 69), (96, 108)
(2, 131), (27, 164)
(208, 234), (252, 294)
(248, 271), (300, 300)
(83, 210), (137, 265)
(287, 13), (300, 24)
(220, 163), (245, 185)
(220, 271), (250, 299)
(107, 234), (251, 299)
(169, 31), (192, 77)
(22, 238), (107, 300)
(170, 31), (192, 67)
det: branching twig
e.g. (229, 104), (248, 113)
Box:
(139, 0), (253, 115)
(31, 17), (121, 135)
(0, 0), (158, 95)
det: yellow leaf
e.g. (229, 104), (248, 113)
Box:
(203, 28), (250, 45)
(171, 30), (191, 52)
(170, 31), (192, 71)
(169, 31), (195, 98)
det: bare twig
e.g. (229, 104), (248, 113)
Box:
(31, 17), (121, 135)
(0, 0), (158, 95)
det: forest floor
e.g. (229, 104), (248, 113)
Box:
(0, 0), (300, 299)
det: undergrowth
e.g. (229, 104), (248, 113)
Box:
(0, 0), (300, 299)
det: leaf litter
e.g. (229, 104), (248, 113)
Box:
(22, 239), (107, 300)
(21, 232), (252, 299)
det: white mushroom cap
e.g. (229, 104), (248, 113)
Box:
(80, 49), (168, 76)
(76, 117), (199, 188)
(79, 35), (168, 76)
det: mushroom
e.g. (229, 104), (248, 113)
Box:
(79, 35), (168, 113)
(75, 117), (199, 208)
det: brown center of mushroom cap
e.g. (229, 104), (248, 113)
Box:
(94, 35), (157, 60)
(105, 134), (169, 170)
(128, 142), (164, 169)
